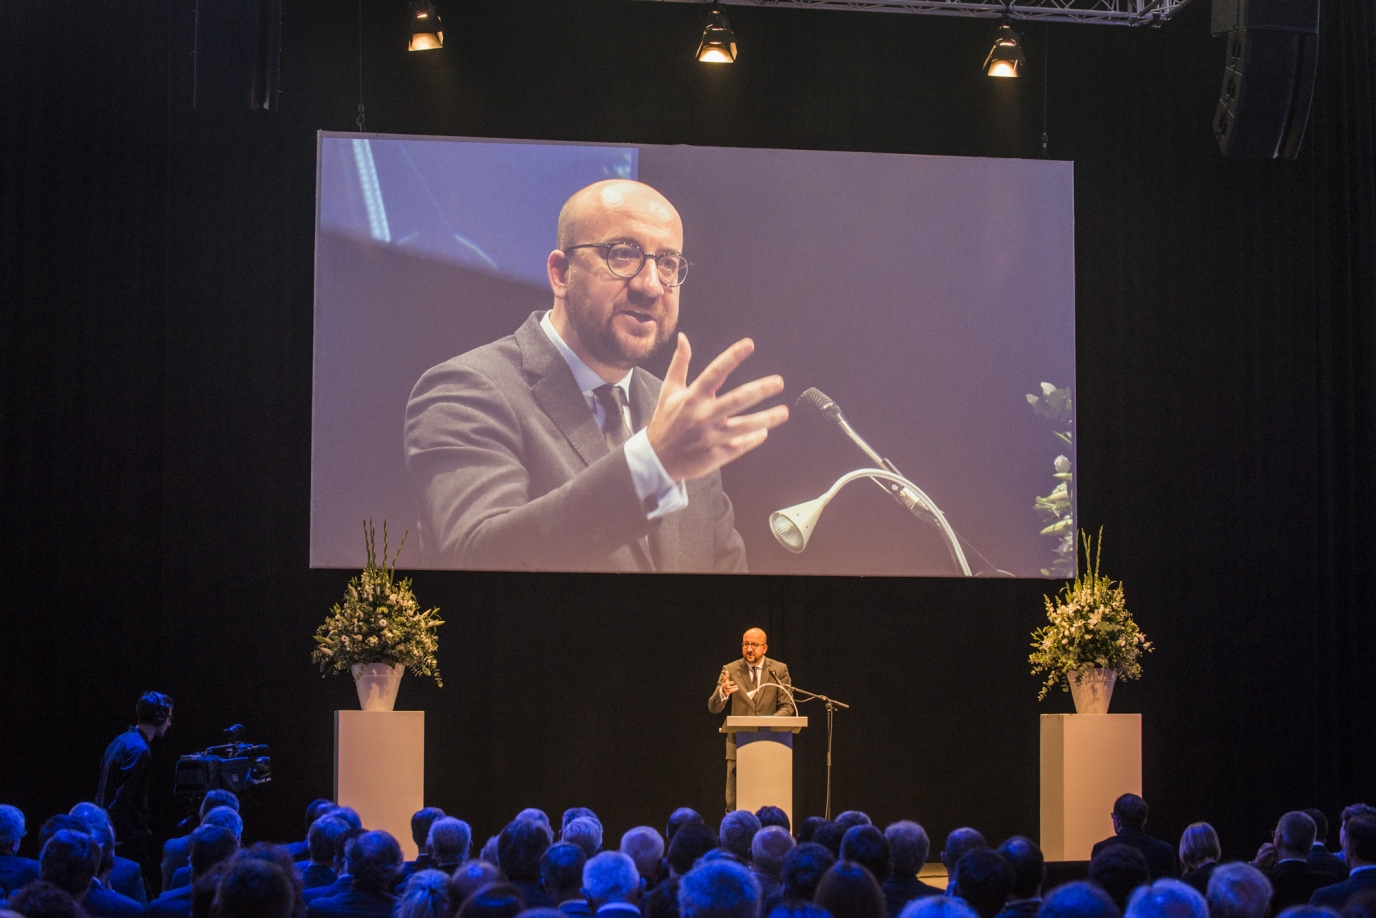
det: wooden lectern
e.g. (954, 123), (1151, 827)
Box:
(722, 716), (807, 822)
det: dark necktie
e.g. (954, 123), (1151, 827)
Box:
(593, 384), (632, 450)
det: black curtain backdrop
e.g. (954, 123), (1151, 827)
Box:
(2, 0), (1373, 864)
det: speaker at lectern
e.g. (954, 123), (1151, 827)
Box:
(721, 716), (807, 821)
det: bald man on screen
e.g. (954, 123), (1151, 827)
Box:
(405, 180), (788, 572)
(710, 628), (796, 812)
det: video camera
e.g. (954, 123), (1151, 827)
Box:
(174, 724), (272, 799)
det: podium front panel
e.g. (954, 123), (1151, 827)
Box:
(736, 734), (794, 824)
(335, 710), (425, 859)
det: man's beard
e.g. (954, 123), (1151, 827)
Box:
(565, 286), (677, 371)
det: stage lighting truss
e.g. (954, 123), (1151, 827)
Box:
(642, 0), (1193, 26)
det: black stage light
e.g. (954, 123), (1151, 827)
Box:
(697, 3), (738, 63)
(984, 22), (1026, 77)
(408, 0), (443, 51)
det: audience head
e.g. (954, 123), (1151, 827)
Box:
(332, 807), (363, 831)
(203, 805), (244, 841)
(815, 860), (886, 918)
(5, 881), (85, 918)
(193, 861), (234, 918)
(797, 818), (827, 845)
(752, 827), (796, 880)
(398, 869), (452, 918)
(621, 827), (666, 886)
(1039, 882), (1122, 918)
(668, 809), (706, 845)
(308, 816), (350, 867)
(834, 813), (872, 832)
(501, 818), (554, 883)
(898, 898), (980, 918)
(563, 809), (599, 831)
(1302, 810), (1330, 845)
(840, 826), (889, 884)
(39, 829), (98, 898)
(954, 849), (1014, 918)
(413, 807), (448, 849)
(136, 691), (174, 729)
(812, 824), (845, 859)
(481, 836), (501, 865)
(429, 817), (474, 866)
(235, 843), (305, 915)
(1113, 796), (1150, 832)
(942, 829), (987, 873)
(201, 790), (241, 817)
(583, 851), (641, 907)
(669, 823), (719, 877)
(303, 798), (335, 835)
(0, 805), (25, 856)
(1125, 880), (1208, 918)
(997, 836), (1045, 901)
(519, 810), (555, 842)
(1176, 824), (1220, 873)
(644, 876), (682, 918)
(85, 823), (116, 877)
(336, 827), (365, 871)
(678, 859), (760, 918)
(1206, 862), (1273, 918)
(38, 816), (87, 851)
(781, 843), (836, 903)
(1343, 807), (1376, 830)
(539, 843), (587, 902)
(721, 811), (764, 863)
(66, 803), (112, 835)
(757, 807), (791, 833)
(1343, 814), (1376, 866)
(1275, 812), (1318, 858)
(347, 830), (404, 893)
(448, 861), (503, 914)
(213, 857), (296, 918)
(885, 822), (931, 879)
(458, 883), (526, 918)
(563, 817), (604, 860)
(1090, 844), (1152, 911)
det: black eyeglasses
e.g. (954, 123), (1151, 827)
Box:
(565, 241), (690, 287)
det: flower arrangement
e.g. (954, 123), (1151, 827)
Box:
(1029, 528), (1151, 700)
(312, 520), (444, 686)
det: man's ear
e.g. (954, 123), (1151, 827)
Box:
(548, 249), (571, 296)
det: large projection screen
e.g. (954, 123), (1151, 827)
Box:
(312, 132), (1076, 578)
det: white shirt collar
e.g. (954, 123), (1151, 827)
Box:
(541, 311), (633, 400)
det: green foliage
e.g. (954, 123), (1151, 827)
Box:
(1029, 529), (1151, 700)
(312, 520), (444, 686)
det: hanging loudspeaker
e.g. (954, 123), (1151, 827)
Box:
(1211, 0), (1319, 160)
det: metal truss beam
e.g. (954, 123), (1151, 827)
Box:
(639, 0), (1195, 26)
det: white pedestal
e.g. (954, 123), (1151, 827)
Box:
(1040, 713), (1142, 861)
(335, 710), (425, 860)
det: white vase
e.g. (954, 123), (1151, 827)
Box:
(1069, 668), (1117, 714)
(351, 662), (404, 711)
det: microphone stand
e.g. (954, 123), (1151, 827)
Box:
(789, 685), (850, 820)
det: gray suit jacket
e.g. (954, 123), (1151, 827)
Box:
(708, 656), (796, 759)
(405, 312), (747, 573)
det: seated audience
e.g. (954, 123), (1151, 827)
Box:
(396, 808), (448, 891)
(668, 825), (718, 880)
(678, 859), (759, 918)
(301, 817), (349, 891)
(941, 831), (988, 896)
(643, 877), (681, 918)
(757, 809), (791, 834)
(68, 804), (146, 906)
(169, 808), (244, 891)
(816, 861), (886, 918)
(429, 819), (474, 874)
(481, 838), (501, 866)
(835, 815), (873, 832)
(953, 849), (1013, 918)
(448, 862), (503, 917)
(720, 813), (763, 865)
(1208, 862), (1274, 918)
(1302, 812), (1347, 881)
(1090, 846), (1152, 911)
(288, 801), (338, 863)
(751, 826), (796, 909)
(237, 842), (307, 917)
(457, 884), (525, 918)
(331, 810), (363, 832)
(995, 837), (1045, 918)
(563, 820), (604, 862)
(1256, 812), (1340, 914)
(583, 852), (641, 918)
(159, 791), (239, 891)
(1124, 881), (1207, 918)
(500, 820), (555, 909)
(1038, 881), (1122, 918)
(620, 828), (665, 891)
(1312, 815), (1376, 910)
(898, 898), (979, 918)
(1091, 797), (1177, 881)
(666, 812), (705, 848)
(813, 826), (845, 860)
(307, 830), (403, 918)
(780, 844), (837, 905)
(883, 822), (941, 918)
(38, 831), (100, 904)
(0, 805), (39, 901)
(6, 881), (87, 918)
(74, 823), (141, 918)
(520, 812), (556, 844)
(146, 824), (239, 918)
(1176, 825), (1221, 895)
(841, 828), (890, 886)
(537, 843), (588, 918)
(798, 820), (828, 845)
(190, 862), (232, 918)
(562, 812), (600, 837)
(214, 858), (296, 918)
(1341, 893), (1376, 918)
(303, 828), (364, 904)
(397, 870), (451, 918)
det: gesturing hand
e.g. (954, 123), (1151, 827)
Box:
(647, 334), (789, 483)
(721, 677), (738, 697)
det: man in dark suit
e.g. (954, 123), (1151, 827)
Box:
(881, 821), (941, 918)
(750, 827), (794, 908)
(541, 843), (590, 918)
(500, 818), (556, 909)
(995, 836), (1047, 918)
(307, 830), (402, 918)
(1304, 809), (1349, 880)
(1311, 814), (1376, 910)
(1090, 794), (1177, 880)
(302, 816), (351, 892)
(0, 805), (39, 900)
(405, 179), (788, 574)
(1252, 811), (1339, 915)
(392, 808), (445, 893)
(146, 825), (238, 918)
(288, 800), (339, 863)
(158, 790), (237, 893)
(708, 628), (796, 811)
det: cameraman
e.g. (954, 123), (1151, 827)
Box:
(96, 691), (173, 881)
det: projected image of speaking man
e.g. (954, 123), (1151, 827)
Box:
(405, 179), (789, 572)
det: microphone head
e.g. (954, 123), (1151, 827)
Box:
(797, 387), (843, 424)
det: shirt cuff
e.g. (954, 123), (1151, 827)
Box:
(624, 429), (688, 520)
